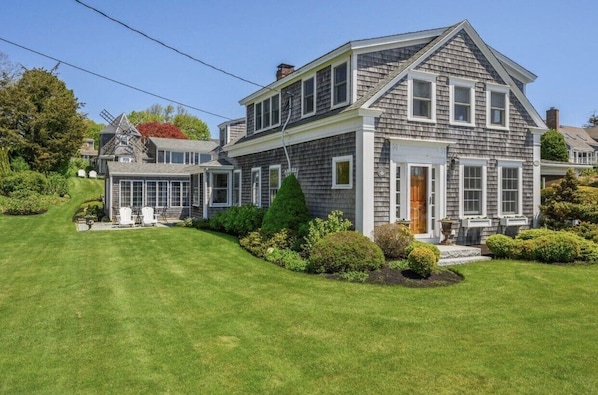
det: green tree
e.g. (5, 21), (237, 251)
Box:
(261, 173), (311, 235)
(0, 68), (86, 173)
(83, 118), (104, 148)
(173, 110), (211, 140)
(541, 129), (569, 162)
(0, 52), (21, 88)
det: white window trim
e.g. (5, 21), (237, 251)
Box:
(302, 74), (316, 117)
(497, 159), (524, 217)
(458, 158), (488, 219)
(449, 77), (476, 127)
(254, 94), (281, 133)
(332, 155), (353, 189)
(407, 70), (437, 123)
(192, 174), (200, 207)
(331, 59), (350, 109)
(251, 167), (262, 207)
(209, 171), (231, 208)
(486, 83), (510, 130)
(233, 169), (242, 207)
(269, 164), (281, 204)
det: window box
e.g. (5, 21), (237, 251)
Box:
(500, 216), (528, 227)
(461, 217), (492, 228)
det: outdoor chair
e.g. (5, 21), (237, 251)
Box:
(118, 207), (135, 227)
(141, 206), (159, 227)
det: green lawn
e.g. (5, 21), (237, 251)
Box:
(0, 178), (596, 394)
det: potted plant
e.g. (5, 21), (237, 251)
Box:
(439, 217), (453, 245)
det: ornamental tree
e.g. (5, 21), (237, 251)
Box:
(136, 122), (187, 139)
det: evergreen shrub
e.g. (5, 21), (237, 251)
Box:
(486, 234), (515, 258)
(403, 240), (440, 262)
(302, 210), (352, 254)
(372, 223), (414, 259)
(308, 231), (384, 273)
(407, 247), (438, 277)
(261, 174), (310, 235)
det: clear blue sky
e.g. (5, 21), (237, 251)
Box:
(1, 0), (596, 136)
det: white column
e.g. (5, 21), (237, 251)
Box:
(531, 129), (544, 227)
(355, 116), (376, 238)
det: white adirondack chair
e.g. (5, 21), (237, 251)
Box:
(141, 206), (159, 227)
(118, 207), (135, 227)
(77, 169), (86, 178)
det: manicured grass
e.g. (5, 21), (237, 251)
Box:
(0, 178), (597, 393)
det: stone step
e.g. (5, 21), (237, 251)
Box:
(437, 245), (484, 259)
(439, 255), (492, 266)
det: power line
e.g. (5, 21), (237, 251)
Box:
(0, 36), (233, 120)
(74, 0), (271, 91)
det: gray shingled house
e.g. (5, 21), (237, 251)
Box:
(212, 20), (547, 245)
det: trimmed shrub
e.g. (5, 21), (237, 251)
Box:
(486, 234), (515, 258)
(302, 210), (353, 254)
(210, 204), (265, 236)
(45, 173), (69, 196)
(0, 170), (47, 196)
(515, 228), (556, 241)
(261, 174), (311, 235)
(533, 235), (580, 263)
(3, 192), (59, 215)
(510, 239), (537, 261)
(567, 222), (598, 243)
(403, 240), (440, 262)
(308, 231), (384, 274)
(407, 247), (438, 277)
(372, 223), (414, 259)
(265, 248), (308, 272)
(239, 229), (295, 258)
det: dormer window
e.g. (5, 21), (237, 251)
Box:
(332, 61), (348, 108)
(302, 75), (316, 116)
(254, 93), (281, 132)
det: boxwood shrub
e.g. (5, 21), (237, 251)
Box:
(403, 240), (441, 262)
(372, 223), (414, 259)
(308, 231), (384, 274)
(407, 247), (438, 277)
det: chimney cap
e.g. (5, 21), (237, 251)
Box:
(277, 63), (295, 70)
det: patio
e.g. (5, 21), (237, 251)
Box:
(75, 220), (180, 232)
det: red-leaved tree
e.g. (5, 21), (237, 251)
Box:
(136, 122), (187, 139)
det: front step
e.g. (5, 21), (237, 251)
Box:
(437, 244), (491, 266)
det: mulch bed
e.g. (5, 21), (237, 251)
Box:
(324, 266), (464, 288)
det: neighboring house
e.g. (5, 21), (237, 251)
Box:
(541, 107), (596, 185)
(104, 162), (193, 220)
(79, 138), (97, 167)
(101, 114), (224, 221)
(207, 20), (546, 245)
(97, 113), (147, 174)
(146, 137), (217, 165)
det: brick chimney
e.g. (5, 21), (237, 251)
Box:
(276, 63), (295, 80)
(546, 107), (560, 130)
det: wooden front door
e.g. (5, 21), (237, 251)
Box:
(410, 166), (428, 234)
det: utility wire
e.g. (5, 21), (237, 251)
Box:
(74, 0), (272, 91)
(0, 36), (233, 120)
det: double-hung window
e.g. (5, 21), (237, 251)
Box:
(332, 155), (353, 189)
(233, 170), (242, 206)
(332, 61), (348, 107)
(459, 159), (488, 218)
(449, 77), (476, 126)
(408, 71), (437, 122)
(486, 84), (509, 129)
(269, 165), (281, 204)
(210, 172), (229, 207)
(497, 160), (523, 216)
(254, 94), (281, 132)
(251, 167), (261, 207)
(302, 75), (316, 116)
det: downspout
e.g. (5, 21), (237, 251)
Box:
(281, 94), (294, 176)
